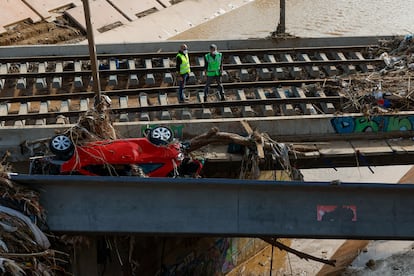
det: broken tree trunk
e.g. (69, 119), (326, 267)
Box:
(187, 127), (316, 154)
(261, 237), (337, 267)
(188, 127), (271, 152)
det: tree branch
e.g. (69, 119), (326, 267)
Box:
(261, 237), (336, 267)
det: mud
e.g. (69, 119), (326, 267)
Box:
(0, 17), (85, 46)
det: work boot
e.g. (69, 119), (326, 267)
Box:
(220, 94), (225, 101)
(204, 96), (207, 102)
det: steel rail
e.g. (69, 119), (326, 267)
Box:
(0, 96), (344, 121)
(0, 45), (377, 63)
(0, 59), (383, 79)
(0, 79), (339, 103)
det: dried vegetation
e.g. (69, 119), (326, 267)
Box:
(0, 153), (69, 275)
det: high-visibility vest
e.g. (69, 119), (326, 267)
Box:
(205, 52), (222, 76)
(176, 52), (191, 75)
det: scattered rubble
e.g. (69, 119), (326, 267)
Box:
(337, 35), (414, 115)
(188, 125), (304, 180)
(62, 95), (117, 143)
(0, 153), (69, 275)
(343, 251), (414, 276)
(0, 18), (85, 46)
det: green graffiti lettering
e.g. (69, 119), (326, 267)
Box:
(354, 118), (379, 132)
(386, 117), (412, 131)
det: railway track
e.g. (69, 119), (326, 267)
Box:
(0, 44), (383, 126)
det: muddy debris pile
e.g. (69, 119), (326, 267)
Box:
(0, 18), (85, 46)
(63, 95), (117, 144)
(0, 153), (69, 275)
(188, 125), (306, 180)
(337, 35), (414, 115)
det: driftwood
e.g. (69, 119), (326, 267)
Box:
(189, 127), (275, 152)
(189, 127), (255, 151)
(262, 237), (337, 267)
(0, 206), (50, 249)
(188, 127), (317, 154)
(188, 126), (308, 180)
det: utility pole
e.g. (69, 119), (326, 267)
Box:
(82, 0), (101, 105)
(276, 0), (286, 34)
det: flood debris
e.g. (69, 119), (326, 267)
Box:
(21, 96), (314, 179)
(63, 95), (117, 144)
(188, 124), (306, 180)
(21, 95), (117, 158)
(338, 35), (414, 115)
(0, 154), (69, 275)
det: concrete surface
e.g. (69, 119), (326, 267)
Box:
(289, 239), (346, 274)
(0, 0), (253, 39)
(0, 1), (41, 33)
(90, 0), (252, 43)
(106, 0), (166, 21)
(65, 0), (128, 32)
(351, 240), (414, 268)
(22, 0), (82, 19)
(302, 166), (412, 184)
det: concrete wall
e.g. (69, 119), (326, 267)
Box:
(5, 111), (414, 162)
(0, 36), (396, 57)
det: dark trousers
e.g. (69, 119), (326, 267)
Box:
(178, 73), (189, 101)
(204, 75), (224, 99)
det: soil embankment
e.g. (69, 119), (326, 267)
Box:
(0, 18), (84, 46)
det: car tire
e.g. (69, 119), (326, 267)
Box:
(49, 135), (74, 160)
(148, 126), (174, 145)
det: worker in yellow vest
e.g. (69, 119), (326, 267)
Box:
(203, 44), (225, 102)
(176, 44), (191, 103)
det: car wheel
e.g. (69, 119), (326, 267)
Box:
(149, 126), (174, 145)
(49, 135), (74, 160)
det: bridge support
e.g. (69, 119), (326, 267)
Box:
(11, 175), (414, 239)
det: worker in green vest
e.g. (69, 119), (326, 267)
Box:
(176, 44), (191, 103)
(203, 44), (225, 102)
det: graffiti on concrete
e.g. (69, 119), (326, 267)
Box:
(331, 116), (414, 134)
(141, 124), (184, 137)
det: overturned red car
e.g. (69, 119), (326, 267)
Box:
(30, 126), (202, 177)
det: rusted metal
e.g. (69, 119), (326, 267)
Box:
(10, 174), (414, 239)
(0, 59), (383, 79)
(0, 79), (339, 104)
(0, 45), (378, 63)
(0, 42), (384, 125)
(277, 0), (286, 34)
(0, 96), (344, 121)
(82, 0), (102, 104)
